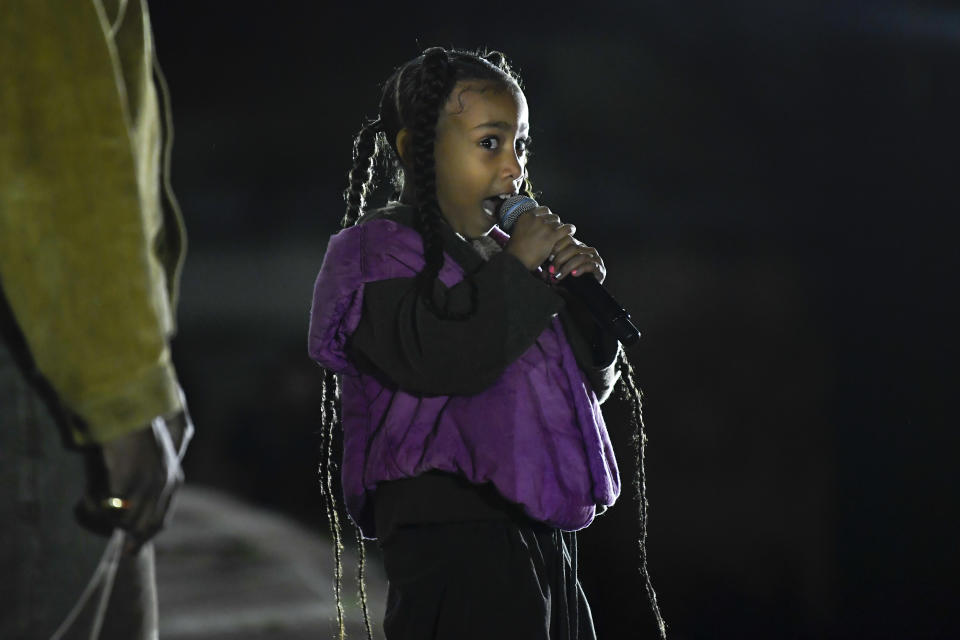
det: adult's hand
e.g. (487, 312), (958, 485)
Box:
(76, 404), (193, 553)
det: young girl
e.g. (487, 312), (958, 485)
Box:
(308, 47), (665, 640)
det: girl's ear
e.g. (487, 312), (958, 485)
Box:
(395, 128), (411, 166)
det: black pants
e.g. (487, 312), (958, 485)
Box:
(379, 519), (596, 640)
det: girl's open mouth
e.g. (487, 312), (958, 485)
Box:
(481, 193), (511, 217)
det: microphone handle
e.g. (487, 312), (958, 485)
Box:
(558, 272), (641, 347)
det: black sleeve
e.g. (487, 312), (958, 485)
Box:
(348, 251), (565, 396)
(556, 284), (621, 404)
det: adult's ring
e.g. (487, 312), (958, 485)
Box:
(101, 497), (131, 511)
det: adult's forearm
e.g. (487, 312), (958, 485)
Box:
(0, 1), (184, 444)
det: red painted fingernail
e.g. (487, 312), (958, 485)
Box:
(572, 269), (578, 276)
(548, 264), (555, 274)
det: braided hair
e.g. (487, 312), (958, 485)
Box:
(320, 46), (666, 639)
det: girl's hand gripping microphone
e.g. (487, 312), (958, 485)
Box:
(497, 195), (641, 347)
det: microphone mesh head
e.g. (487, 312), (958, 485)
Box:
(496, 195), (538, 231)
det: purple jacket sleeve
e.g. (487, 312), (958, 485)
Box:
(349, 250), (564, 396)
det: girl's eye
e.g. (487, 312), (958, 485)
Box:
(480, 136), (532, 155)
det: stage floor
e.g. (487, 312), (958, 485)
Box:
(156, 485), (386, 639)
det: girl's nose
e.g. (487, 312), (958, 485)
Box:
(504, 151), (523, 181)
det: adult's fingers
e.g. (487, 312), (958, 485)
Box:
(122, 416), (188, 548)
(74, 494), (126, 537)
(74, 484), (167, 546)
(122, 491), (175, 554)
(91, 412), (188, 548)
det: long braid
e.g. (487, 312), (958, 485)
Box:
(410, 48), (455, 307)
(342, 119), (381, 228)
(354, 524), (374, 637)
(617, 350), (668, 638)
(319, 369), (345, 637)
(319, 367), (376, 640)
(326, 97), (383, 640)
(335, 120), (382, 639)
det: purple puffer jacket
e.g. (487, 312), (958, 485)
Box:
(308, 218), (620, 539)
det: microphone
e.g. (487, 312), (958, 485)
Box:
(496, 195), (641, 347)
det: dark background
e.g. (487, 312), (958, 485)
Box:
(149, 2), (958, 638)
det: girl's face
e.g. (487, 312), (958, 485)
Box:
(433, 80), (530, 239)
